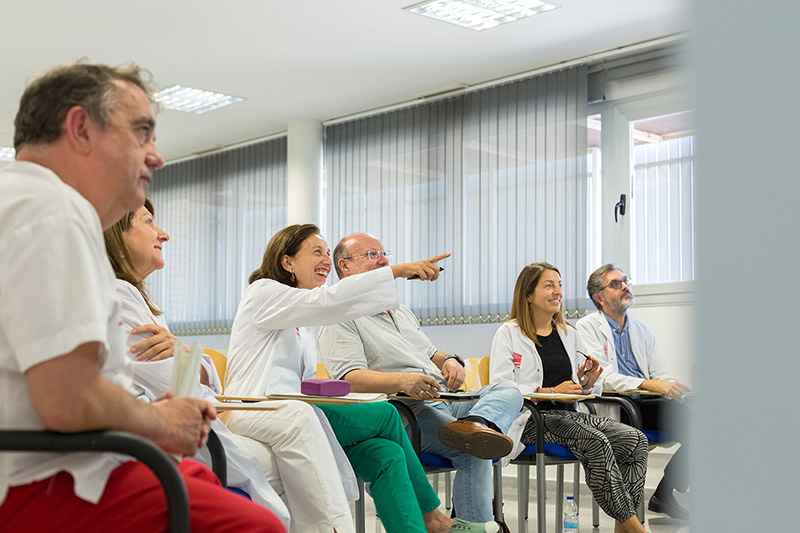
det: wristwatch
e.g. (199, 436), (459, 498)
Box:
(443, 354), (465, 367)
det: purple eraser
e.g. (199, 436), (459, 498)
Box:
(301, 378), (351, 397)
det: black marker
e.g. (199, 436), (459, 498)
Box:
(408, 267), (444, 280)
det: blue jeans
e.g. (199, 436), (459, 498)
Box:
(408, 382), (522, 522)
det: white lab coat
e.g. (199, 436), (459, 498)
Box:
(225, 267), (399, 397)
(115, 280), (291, 528)
(224, 266), (399, 509)
(489, 320), (601, 396)
(575, 311), (676, 392)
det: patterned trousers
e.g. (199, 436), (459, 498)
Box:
(521, 409), (648, 522)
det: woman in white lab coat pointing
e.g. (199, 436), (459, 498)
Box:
(226, 223), (499, 533)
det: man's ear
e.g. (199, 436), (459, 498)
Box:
(593, 292), (605, 309)
(62, 106), (93, 155)
(337, 258), (350, 277)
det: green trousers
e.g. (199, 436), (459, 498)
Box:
(318, 402), (441, 533)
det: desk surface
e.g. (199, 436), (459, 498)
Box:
(524, 392), (595, 400)
(216, 393), (388, 405)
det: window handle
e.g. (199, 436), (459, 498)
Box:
(614, 194), (626, 223)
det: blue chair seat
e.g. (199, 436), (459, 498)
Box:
(517, 443), (577, 459)
(643, 429), (672, 443)
(421, 453), (455, 469)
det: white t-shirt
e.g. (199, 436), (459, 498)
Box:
(0, 161), (132, 504)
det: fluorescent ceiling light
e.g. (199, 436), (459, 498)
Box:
(155, 85), (244, 115)
(405, 0), (560, 31)
(0, 147), (15, 161)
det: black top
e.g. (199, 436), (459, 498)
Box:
(536, 329), (576, 412)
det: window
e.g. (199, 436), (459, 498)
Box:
(149, 138), (287, 334)
(326, 66), (590, 324)
(631, 111), (695, 284)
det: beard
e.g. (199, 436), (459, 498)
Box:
(607, 293), (634, 315)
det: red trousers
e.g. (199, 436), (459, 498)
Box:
(0, 459), (284, 532)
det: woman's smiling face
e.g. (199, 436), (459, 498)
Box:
(528, 268), (562, 319)
(124, 205), (169, 280)
(283, 234), (333, 289)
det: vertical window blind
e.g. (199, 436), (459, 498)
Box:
(326, 66), (589, 324)
(632, 134), (695, 284)
(148, 138), (287, 335)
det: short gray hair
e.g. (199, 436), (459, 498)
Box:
(587, 263), (623, 310)
(14, 60), (155, 150)
(332, 237), (351, 279)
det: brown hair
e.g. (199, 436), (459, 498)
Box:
(14, 60), (156, 150)
(249, 224), (321, 286)
(509, 262), (568, 346)
(104, 197), (162, 316)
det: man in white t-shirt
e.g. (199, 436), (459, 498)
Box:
(0, 62), (282, 531)
(319, 233), (523, 524)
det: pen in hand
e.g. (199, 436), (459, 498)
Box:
(409, 267), (444, 280)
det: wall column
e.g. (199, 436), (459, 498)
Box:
(287, 119), (323, 226)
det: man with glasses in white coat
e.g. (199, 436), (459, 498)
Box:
(577, 264), (691, 520)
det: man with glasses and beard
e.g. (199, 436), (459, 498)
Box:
(577, 264), (692, 520)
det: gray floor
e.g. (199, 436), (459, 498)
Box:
(350, 443), (689, 533)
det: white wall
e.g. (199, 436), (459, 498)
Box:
(628, 304), (694, 386)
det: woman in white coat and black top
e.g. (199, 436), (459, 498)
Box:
(490, 263), (650, 533)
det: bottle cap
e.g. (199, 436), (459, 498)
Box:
(567, 496), (574, 500)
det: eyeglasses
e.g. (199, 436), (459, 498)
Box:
(601, 276), (632, 291)
(342, 250), (394, 262)
(576, 350), (593, 386)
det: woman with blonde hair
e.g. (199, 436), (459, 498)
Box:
(490, 262), (649, 533)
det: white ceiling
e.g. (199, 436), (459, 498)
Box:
(0, 0), (690, 162)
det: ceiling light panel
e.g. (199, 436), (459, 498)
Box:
(405, 0), (560, 31)
(155, 85), (244, 115)
(0, 146), (15, 161)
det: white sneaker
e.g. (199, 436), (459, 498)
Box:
(449, 518), (501, 533)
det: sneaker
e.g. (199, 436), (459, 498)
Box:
(648, 492), (689, 519)
(438, 420), (513, 460)
(450, 518), (501, 532)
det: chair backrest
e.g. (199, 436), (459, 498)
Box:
(204, 349), (228, 385)
(463, 358), (482, 390)
(315, 363), (331, 379)
(478, 355), (490, 386)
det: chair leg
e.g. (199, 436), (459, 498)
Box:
(493, 462), (504, 523)
(445, 470), (452, 511)
(556, 465), (565, 532)
(355, 478), (365, 533)
(573, 462), (580, 511)
(638, 498), (645, 524)
(536, 457), (546, 533)
(592, 496), (600, 528)
(517, 464), (530, 533)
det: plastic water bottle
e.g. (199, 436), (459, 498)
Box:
(563, 495), (578, 532)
